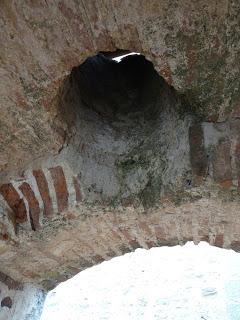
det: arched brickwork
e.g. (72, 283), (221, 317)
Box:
(1, 55), (240, 290)
(1, 2), (240, 318)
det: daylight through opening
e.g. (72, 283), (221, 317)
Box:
(40, 242), (240, 320)
(60, 51), (193, 207)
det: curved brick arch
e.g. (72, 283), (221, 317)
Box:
(1, 3), (240, 318)
(34, 198), (240, 290)
(1, 54), (240, 291)
(1, 195), (240, 291)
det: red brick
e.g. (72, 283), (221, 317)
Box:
(63, 211), (77, 220)
(219, 180), (232, 189)
(121, 197), (134, 207)
(33, 169), (53, 217)
(92, 255), (105, 263)
(0, 271), (23, 290)
(120, 229), (141, 250)
(231, 105), (240, 119)
(146, 240), (156, 249)
(19, 182), (41, 231)
(214, 234), (224, 248)
(1, 297), (12, 308)
(1, 233), (8, 241)
(154, 225), (166, 241)
(49, 166), (69, 212)
(165, 221), (177, 236)
(230, 240), (240, 252)
(129, 239), (141, 250)
(198, 217), (209, 228)
(0, 183), (27, 223)
(200, 235), (209, 242)
(110, 229), (124, 242)
(180, 220), (193, 242)
(230, 120), (240, 184)
(73, 176), (82, 202)
(233, 134), (240, 189)
(138, 221), (152, 235)
(212, 139), (232, 187)
(189, 123), (207, 184)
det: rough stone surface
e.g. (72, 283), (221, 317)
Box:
(1, 2), (240, 318)
(1, 0), (240, 174)
(1, 193), (240, 291)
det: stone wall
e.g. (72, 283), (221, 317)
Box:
(1, 2), (240, 318)
(1, 0), (240, 174)
(0, 164), (82, 235)
(0, 114), (240, 242)
(1, 196), (240, 292)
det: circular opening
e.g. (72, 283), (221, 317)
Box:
(59, 51), (193, 206)
(69, 51), (165, 120)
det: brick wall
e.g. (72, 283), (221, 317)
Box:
(0, 164), (83, 237)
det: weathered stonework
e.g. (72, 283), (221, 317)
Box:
(1, 1), (240, 318)
(1, 0), (240, 174)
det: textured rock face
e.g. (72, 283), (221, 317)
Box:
(1, 0), (240, 174)
(1, 2), (240, 317)
(62, 53), (192, 205)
